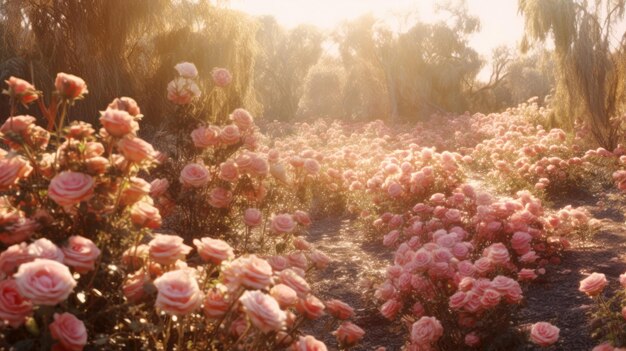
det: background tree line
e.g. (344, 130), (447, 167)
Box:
(1, 0), (625, 148)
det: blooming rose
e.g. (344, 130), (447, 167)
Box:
(203, 286), (230, 319)
(167, 77), (200, 105)
(296, 295), (326, 320)
(62, 236), (101, 274)
(148, 234), (192, 265)
(179, 163), (210, 187)
(150, 178), (170, 198)
(191, 125), (221, 148)
(48, 171), (94, 207)
(193, 237), (234, 264)
(239, 290), (286, 333)
(270, 284), (298, 308)
(530, 322), (559, 347)
(308, 250), (331, 269)
(117, 136), (155, 163)
(175, 62), (198, 79)
(153, 269), (202, 315)
(279, 269), (311, 297)
(121, 177), (151, 205)
(27, 238), (64, 262)
(219, 160), (239, 182)
(1, 115), (36, 135)
(208, 187), (232, 208)
(107, 97), (141, 116)
(55, 73), (87, 100)
(4, 77), (38, 105)
(411, 316), (444, 344)
(122, 269), (149, 303)
(271, 214), (296, 234)
(212, 67), (232, 87)
(334, 322), (365, 347)
(49, 312), (87, 351)
(14, 258), (77, 305)
(130, 201), (162, 229)
(219, 125), (241, 145)
(0, 156), (33, 190)
(224, 255), (273, 290)
(229, 108), (253, 131)
(579, 273), (608, 296)
(292, 335), (328, 351)
(325, 299), (354, 320)
(0, 279), (33, 328)
(293, 210), (312, 227)
(243, 208), (263, 227)
(99, 109), (138, 137)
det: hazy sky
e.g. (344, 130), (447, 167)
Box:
(229, 0), (525, 61)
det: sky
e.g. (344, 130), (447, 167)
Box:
(229, 0), (526, 78)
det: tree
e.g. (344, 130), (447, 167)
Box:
(519, 0), (626, 149)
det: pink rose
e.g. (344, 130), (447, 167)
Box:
(85, 156), (109, 174)
(243, 208), (263, 227)
(107, 97), (141, 116)
(149, 178), (170, 198)
(99, 109), (138, 137)
(121, 177), (151, 205)
(530, 322), (559, 347)
(208, 187), (232, 208)
(179, 163), (210, 187)
(479, 288), (501, 308)
(0, 243), (32, 277)
(380, 299), (401, 320)
(153, 269), (202, 315)
(14, 258), (77, 305)
(229, 108), (253, 131)
(308, 250), (331, 269)
(175, 62), (198, 79)
(193, 237), (234, 264)
(296, 295), (326, 320)
(62, 236), (101, 274)
(222, 255), (273, 291)
(117, 136), (155, 163)
(27, 238), (64, 262)
(483, 243), (510, 265)
(239, 290), (286, 333)
(303, 159), (321, 175)
(293, 210), (312, 227)
(248, 156), (269, 177)
(212, 67), (232, 87)
(219, 160), (239, 182)
(410, 316), (443, 345)
(122, 269), (149, 303)
(49, 312), (87, 351)
(1, 115), (36, 134)
(0, 279), (33, 328)
(278, 269), (311, 297)
(4, 77), (38, 105)
(579, 272), (608, 296)
(325, 299), (354, 320)
(48, 171), (94, 207)
(270, 284), (298, 308)
(191, 125), (220, 148)
(148, 234), (192, 265)
(334, 321), (365, 347)
(0, 156), (33, 190)
(291, 335), (328, 351)
(219, 125), (241, 145)
(271, 214), (296, 234)
(465, 332), (480, 347)
(203, 286), (230, 319)
(55, 73), (87, 100)
(270, 163), (289, 184)
(130, 201), (162, 229)
(167, 77), (200, 105)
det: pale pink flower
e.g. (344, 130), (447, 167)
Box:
(27, 238), (64, 262)
(530, 322), (559, 347)
(121, 177), (150, 205)
(107, 97), (141, 116)
(380, 299), (401, 320)
(212, 67), (232, 87)
(271, 214), (296, 234)
(122, 269), (149, 303)
(179, 163), (210, 187)
(130, 201), (162, 229)
(153, 269), (202, 315)
(239, 290), (286, 333)
(219, 125), (241, 145)
(325, 299), (354, 320)
(278, 269), (310, 297)
(14, 258), (76, 305)
(149, 178), (170, 198)
(48, 171), (94, 207)
(49, 312), (87, 351)
(229, 108), (254, 131)
(55, 73), (87, 100)
(222, 255), (273, 290)
(243, 208), (263, 227)
(296, 295), (326, 319)
(0, 279), (33, 328)
(219, 160), (239, 182)
(0, 156), (33, 190)
(191, 125), (220, 148)
(334, 321), (365, 347)
(208, 187), (232, 208)
(62, 235), (101, 274)
(167, 77), (200, 105)
(99, 109), (138, 137)
(579, 273), (608, 296)
(148, 234), (192, 265)
(411, 316), (443, 345)
(175, 62), (198, 79)
(270, 284), (298, 308)
(4, 77), (38, 105)
(117, 137), (155, 163)
(1, 115), (36, 134)
(193, 237), (234, 264)
(203, 286), (230, 319)
(291, 335), (328, 351)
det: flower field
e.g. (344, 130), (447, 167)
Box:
(2, 62), (626, 351)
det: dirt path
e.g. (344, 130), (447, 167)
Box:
(304, 217), (405, 351)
